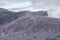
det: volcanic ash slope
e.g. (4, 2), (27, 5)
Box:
(0, 13), (60, 40)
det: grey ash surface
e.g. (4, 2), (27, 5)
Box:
(0, 8), (60, 40)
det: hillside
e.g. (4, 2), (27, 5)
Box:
(0, 8), (60, 40)
(0, 12), (60, 40)
(0, 8), (47, 25)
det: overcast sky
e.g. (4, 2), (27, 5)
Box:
(0, 0), (60, 12)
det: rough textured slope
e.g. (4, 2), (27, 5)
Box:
(0, 14), (60, 40)
(1, 8), (60, 40)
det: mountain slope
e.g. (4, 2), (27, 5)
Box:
(0, 14), (60, 40)
(0, 8), (47, 25)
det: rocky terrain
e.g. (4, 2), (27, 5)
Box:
(0, 8), (47, 25)
(0, 8), (60, 40)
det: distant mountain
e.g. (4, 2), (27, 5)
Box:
(0, 8), (48, 25)
(0, 8), (25, 25)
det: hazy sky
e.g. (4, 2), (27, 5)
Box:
(0, 0), (33, 11)
(0, 0), (60, 12)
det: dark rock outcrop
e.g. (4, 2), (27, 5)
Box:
(32, 11), (48, 16)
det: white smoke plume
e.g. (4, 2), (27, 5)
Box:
(48, 7), (60, 18)
(32, 0), (60, 18)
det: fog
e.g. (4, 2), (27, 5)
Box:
(0, 0), (33, 11)
(32, 0), (60, 18)
(0, 0), (60, 18)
